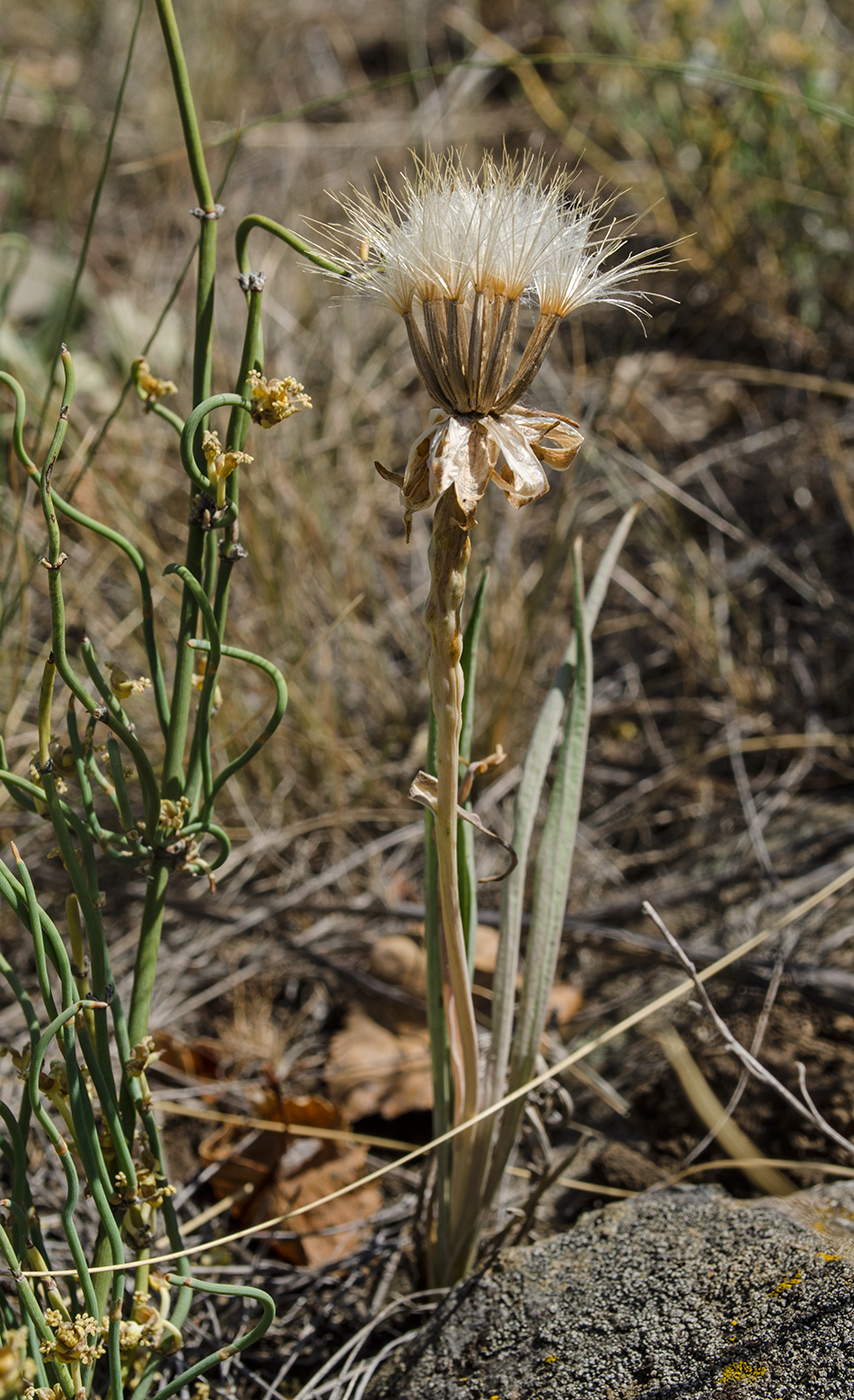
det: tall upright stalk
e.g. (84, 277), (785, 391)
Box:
(312, 151), (664, 1285)
(423, 489), (479, 1131)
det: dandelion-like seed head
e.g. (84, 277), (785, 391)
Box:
(319, 148), (668, 532)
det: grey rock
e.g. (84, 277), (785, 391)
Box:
(365, 1184), (854, 1399)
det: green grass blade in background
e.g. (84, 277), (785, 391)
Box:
(35, 0), (145, 447)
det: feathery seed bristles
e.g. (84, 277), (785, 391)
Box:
(315, 149), (670, 525)
(326, 150), (664, 324)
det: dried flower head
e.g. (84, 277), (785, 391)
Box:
(321, 148), (667, 532)
(247, 369), (312, 427)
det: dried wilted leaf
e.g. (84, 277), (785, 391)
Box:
(152, 1030), (224, 1083)
(247, 1144), (382, 1267)
(198, 1090), (380, 1265)
(368, 935), (427, 995)
(327, 1009), (433, 1120)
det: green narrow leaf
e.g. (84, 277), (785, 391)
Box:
(514, 539), (593, 1087)
(486, 541), (593, 1196)
(483, 503), (639, 1111)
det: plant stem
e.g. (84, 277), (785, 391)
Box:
(126, 860), (171, 1049)
(153, 0), (219, 803)
(423, 488), (479, 1131)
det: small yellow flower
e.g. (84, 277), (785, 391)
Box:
(159, 796), (190, 834)
(107, 664), (152, 701)
(132, 357), (178, 404)
(0, 1325), (36, 1396)
(247, 369), (312, 427)
(40, 1312), (105, 1368)
(201, 430), (253, 509)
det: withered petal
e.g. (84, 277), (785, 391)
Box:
(374, 460), (405, 488)
(453, 419), (496, 520)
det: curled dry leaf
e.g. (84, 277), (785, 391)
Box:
(152, 1029), (224, 1085)
(199, 1089), (381, 1266)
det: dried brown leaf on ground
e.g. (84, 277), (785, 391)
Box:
(152, 1030), (225, 1086)
(327, 1009), (433, 1120)
(368, 934), (427, 996)
(198, 1090), (381, 1265)
(251, 1144), (383, 1267)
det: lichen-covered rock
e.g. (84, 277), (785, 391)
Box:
(365, 1184), (854, 1399)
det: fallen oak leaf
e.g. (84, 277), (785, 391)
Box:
(243, 1144), (382, 1267)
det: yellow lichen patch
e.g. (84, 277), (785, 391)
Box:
(817, 1252), (842, 1262)
(717, 1360), (768, 1386)
(769, 1270), (802, 1296)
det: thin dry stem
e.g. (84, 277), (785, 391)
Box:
(643, 900), (854, 1162)
(424, 488), (479, 1137)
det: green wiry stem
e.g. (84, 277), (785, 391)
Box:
(28, 1001), (108, 1323)
(189, 639), (288, 819)
(147, 1277), (274, 1400)
(2, 366), (171, 733)
(152, 0), (221, 811)
(161, 521), (204, 804)
(166, 563), (221, 812)
(126, 859), (171, 1051)
(162, 394), (250, 803)
(152, 0), (217, 411)
(235, 213), (348, 279)
(228, 281), (265, 452)
(0, 1219), (76, 1400)
(37, 351), (98, 716)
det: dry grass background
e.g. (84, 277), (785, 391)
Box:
(4, 0), (854, 1388)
